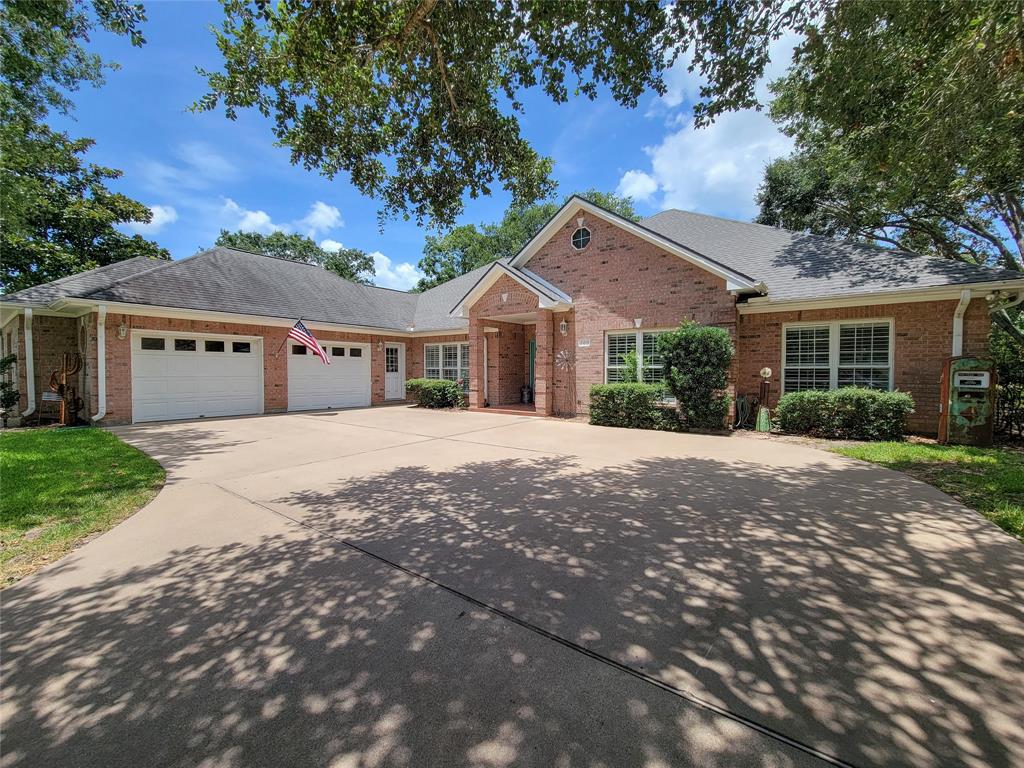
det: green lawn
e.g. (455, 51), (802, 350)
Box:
(1, 428), (165, 586)
(833, 442), (1024, 542)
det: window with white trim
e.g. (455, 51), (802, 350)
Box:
(424, 342), (470, 391)
(605, 331), (667, 384)
(782, 321), (893, 393)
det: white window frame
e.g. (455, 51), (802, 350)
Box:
(424, 342), (470, 391)
(604, 329), (671, 384)
(781, 319), (895, 392)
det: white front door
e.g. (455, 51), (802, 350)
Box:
(288, 341), (371, 411)
(384, 343), (406, 400)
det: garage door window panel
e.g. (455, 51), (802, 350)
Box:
(232, 342), (251, 353)
(132, 334), (262, 422)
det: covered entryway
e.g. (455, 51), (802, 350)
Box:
(288, 341), (370, 411)
(131, 331), (263, 423)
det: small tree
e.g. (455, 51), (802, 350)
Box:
(0, 354), (21, 427)
(658, 322), (734, 430)
(619, 349), (642, 383)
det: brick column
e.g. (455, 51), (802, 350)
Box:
(468, 315), (485, 408)
(535, 310), (554, 416)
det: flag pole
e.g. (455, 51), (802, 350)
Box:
(274, 318), (300, 358)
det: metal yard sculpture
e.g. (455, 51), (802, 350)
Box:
(49, 352), (84, 426)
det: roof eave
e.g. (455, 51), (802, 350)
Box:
(737, 277), (1024, 314)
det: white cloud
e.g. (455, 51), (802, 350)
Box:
(646, 110), (793, 218)
(624, 31), (801, 219)
(371, 251), (423, 291)
(320, 239), (344, 253)
(124, 204), (178, 234)
(298, 201), (343, 236)
(616, 170), (658, 202)
(221, 198), (286, 234)
(138, 141), (238, 196)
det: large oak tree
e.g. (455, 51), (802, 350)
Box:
(196, 0), (811, 227)
(1, 0), (169, 293)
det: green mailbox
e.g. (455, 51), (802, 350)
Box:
(938, 357), (997, 446)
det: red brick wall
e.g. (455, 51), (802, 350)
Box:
(31, 316), (80, 412)
(93, 313), (463, 424)
(736, 299), (992, 434)
(524, 209), (738, 412)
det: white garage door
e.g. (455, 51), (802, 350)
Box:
(131, 332), (263, 423)
(288, 341), (371, 411)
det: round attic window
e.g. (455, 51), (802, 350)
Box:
(571, 226), (591, 250)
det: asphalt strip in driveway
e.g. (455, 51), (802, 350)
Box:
(214, 481), (856, 768)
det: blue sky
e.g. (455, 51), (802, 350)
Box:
(54, 3), (797, 290)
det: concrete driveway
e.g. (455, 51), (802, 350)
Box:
(2, 408), (1023, 768)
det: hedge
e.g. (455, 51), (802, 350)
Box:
(405, 378), (465, 409)
(589, 383), (681, 431)
(775, 387), (915, 440)
(657, 322), (734, 430)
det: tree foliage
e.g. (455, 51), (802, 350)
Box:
(414, 190), (636, 291)
(1, 0), (168, 294)
(759, 1), (1023, 272)
(195, 0), (808, 226)
(213, 230), (375, 284)
(658, 322), (734, 430)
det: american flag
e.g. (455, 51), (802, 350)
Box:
(287, 320), (330, 365)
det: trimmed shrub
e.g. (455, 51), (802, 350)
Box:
(405, 378), (465, 409)
(658, 322), (734, 430)
(589, 383), (666, 429)
(775, 387), (915, 440)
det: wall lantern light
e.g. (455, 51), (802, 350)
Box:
(377, 340), (384, 352)
(117, 322), (128, 339)
(559, 319), (568, 336)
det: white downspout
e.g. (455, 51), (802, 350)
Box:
(92, 305), (107, 422)
(951, 289), (972, 356)
(20, 308), (35, 418)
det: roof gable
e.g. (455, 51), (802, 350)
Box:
(508, 196), (761, 292)
(450, 261), (573, 318)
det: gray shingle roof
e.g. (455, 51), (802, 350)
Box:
(82, 248), (421, 330)
(1, 247), (483, 333)
(412, 263), (494, 331)
(1, 257), (166, 306)
(641, 209), (1024, 301)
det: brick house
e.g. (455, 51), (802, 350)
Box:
(2, 196), (1022, 433)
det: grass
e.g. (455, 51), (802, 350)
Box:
(833, 441), (1024, 542)
(0, 427), (165, 587)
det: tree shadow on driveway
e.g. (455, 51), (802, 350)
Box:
(2, 524), (821, 768)
(269, 454), (1024, 768)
